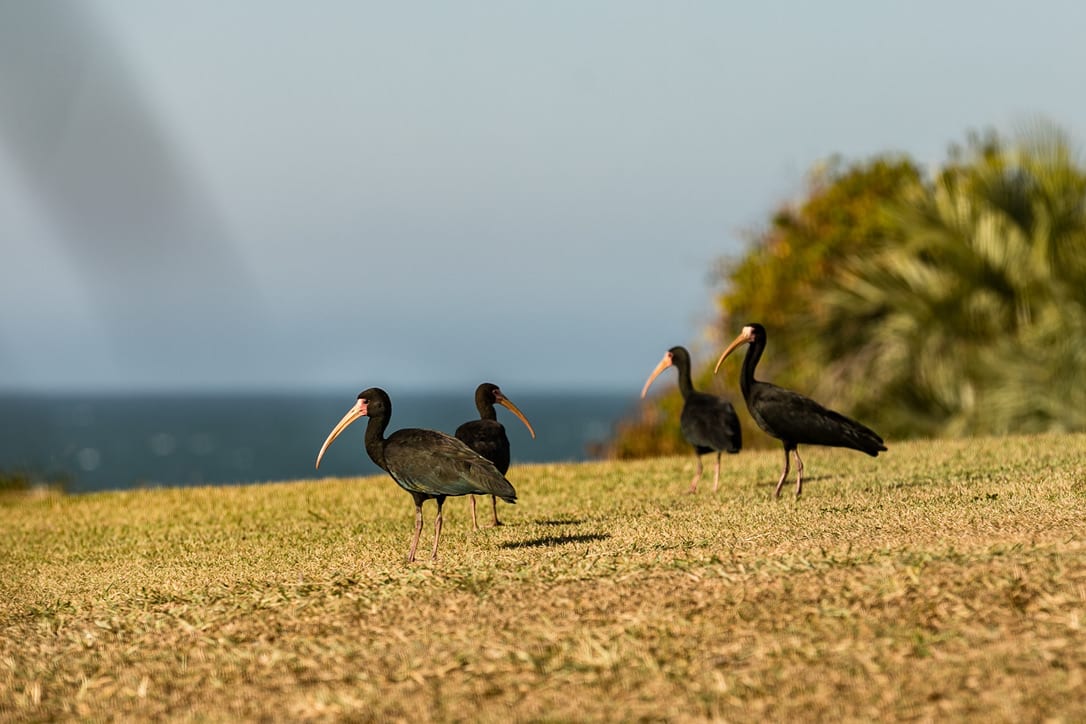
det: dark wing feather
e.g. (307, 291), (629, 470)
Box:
(384, 428), (517, 502)
(454, 419), (511, 474)
(749, 383), (885, 455)
(680, 392), (742, 454)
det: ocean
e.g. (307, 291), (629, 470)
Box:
(0, 390), (636, 494)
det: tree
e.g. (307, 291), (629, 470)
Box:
(609, 123), (1086, 458)
(822, 125), (1086, 437)
(608, 156), (920, 457)
(715, 156), (921, 394)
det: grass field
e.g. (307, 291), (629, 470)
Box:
(2, 433), (1085, 721)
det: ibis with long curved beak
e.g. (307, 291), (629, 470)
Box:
(455, 382), (535, 528)
(642, 346), (742, 493)
(714, 323), (886, 498)
(316, 387), (517, 562)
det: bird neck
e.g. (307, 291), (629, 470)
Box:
(740, 339), (763, 400)
(477, 402), (498, 421)
(674, 358), (696, 400)
(364, 414), (390, 471)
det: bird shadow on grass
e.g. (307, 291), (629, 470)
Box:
(499, 532), (609, 550)
(532, 518), (585, 527)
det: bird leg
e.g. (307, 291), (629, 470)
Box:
(470, 495), (479, 531)
(774, 447), (792, 498)
(490, 494), (502, 527)
(689, 454), (704, 494)
(429, 497), (445, 561)
(712, 452), (722, 493)
(407, 498), (425, 563)
(793, 449), (805, 499)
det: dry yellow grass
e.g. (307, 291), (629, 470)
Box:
(2, 433), (1085, 721)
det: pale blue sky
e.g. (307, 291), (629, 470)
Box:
(2, 1), (1085, 392)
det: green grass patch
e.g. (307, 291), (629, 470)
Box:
(2, 434), (1085, 720)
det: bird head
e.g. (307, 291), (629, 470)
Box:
(641, 347), (682, 398)
(315, 387), (389, 469)
(475, 382), (501, 409)
(479, 382), (536, 439)
(714, 324), (764, 373)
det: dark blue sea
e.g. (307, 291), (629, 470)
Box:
(0, 390), (635, 494)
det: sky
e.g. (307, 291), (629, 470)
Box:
(2, 1), (1086, 393)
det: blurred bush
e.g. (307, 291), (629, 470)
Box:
(608, 123), (1086, 457)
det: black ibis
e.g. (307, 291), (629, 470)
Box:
(455, 382), (536, 529)
(641, 346), (742, 493)
(714, 323), (886, 498)
(315, 387), (517, 562)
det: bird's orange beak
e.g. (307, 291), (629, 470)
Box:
(714, 326), (756, 374)
(641, 351), (674, 398)
(315, 398), (368, 469)
(496, 393), (536, 439)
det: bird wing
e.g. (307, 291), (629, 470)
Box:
(454, 419), (511, 473)
(751, 384), (885, 454)
(681, 393), (742, 453)
(384, 428), (517, 502)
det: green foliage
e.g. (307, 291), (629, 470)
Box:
(615, 156), (920, 456)
(717, 155), (921, 343)
(614, 122), (1086, 454)
(0, 469), (67, 496)
(823, 124), (1086, 437)
(715, 155), (921, 405)
(0, 471), (31, 494)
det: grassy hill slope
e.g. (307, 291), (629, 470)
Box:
(2, 434), (1085, 720)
